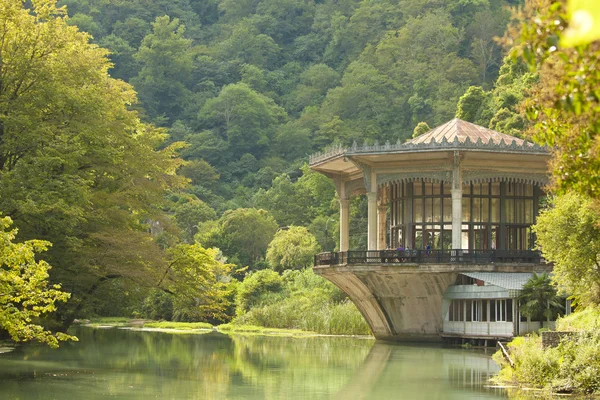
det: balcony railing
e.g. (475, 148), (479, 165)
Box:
(314, 249), (543, 266)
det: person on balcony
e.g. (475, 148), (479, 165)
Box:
(396, 245), (405, 262)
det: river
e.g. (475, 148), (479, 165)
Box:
(0, 326), (507, 399)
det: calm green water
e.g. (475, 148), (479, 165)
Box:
(0, 327), (506, 399)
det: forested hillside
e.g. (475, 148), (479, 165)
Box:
(59, 0), (519, 239)
(0, 0), (526, 337)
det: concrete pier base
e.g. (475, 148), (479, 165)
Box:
(314, 262), (551, 341)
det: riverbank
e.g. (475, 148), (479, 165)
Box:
(492, 307), (600, 396)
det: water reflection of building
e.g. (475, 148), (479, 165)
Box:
(310, 119), (554, 341)
(333, 342), (506, 400)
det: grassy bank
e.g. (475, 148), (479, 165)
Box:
(143, 321), (213, 330)
(493, 306), (600, 395)
(232, 268), (372, 336)
(217, 324), (320, 337)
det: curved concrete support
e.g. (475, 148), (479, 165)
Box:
(357, 272), (456, 340)
(320, 271), (394, 339)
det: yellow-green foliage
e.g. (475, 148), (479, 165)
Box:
(217, 324), (309, 336)
(232, 268), (370, 336)
(495, 335), (561, 388)
(556, 305), (600, 331)
(143, 321), (213, 330)
(0, 217), (75, 348)
(495, 309), (600, 394)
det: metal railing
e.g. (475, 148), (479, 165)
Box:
(314, 249), (543, 266)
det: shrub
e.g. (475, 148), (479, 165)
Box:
(141, 290), (174, 321)
(494, 308), (600, 395)
(232, 268), (370, 336)
(235, 269), (284, 315)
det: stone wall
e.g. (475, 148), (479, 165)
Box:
(541, 331), (576, 348)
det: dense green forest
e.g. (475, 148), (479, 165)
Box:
(58, 0), (523, 250)
(0, 0), (533, 342)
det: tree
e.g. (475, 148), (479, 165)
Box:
(235, 269), (283, 315)
(132, 16), (195, 123)
(99, 34), (139, 81)
(217, 21), (281, 68)
(413, 122), (431, 138)
(0, 0), (185, 326)
(266, 226), (320, 272)
(253, 174), (311, 226)
(455, 86), (492, 125)
(199, 83), (287, 159)
(198, 208), (278, 268)
(534, 192), (600, 307)
(0, 217), (75, 348)
(519, 272), (564, 323)
(159, 244), (233, 322)
(173, 200), (217, 243)
(513, 0), (600, 198)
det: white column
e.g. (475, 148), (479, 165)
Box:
(377, 205), (387, 250)
(452, 151), (462, 250)
(367, 192), (378, 251)
(339, 199), (350, 252)
(451, 189), (462, 249)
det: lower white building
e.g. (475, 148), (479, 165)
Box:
(442, 272), (560, 340)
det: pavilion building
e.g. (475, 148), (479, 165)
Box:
(309, 119), (554, 342)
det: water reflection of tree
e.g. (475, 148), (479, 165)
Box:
(0, 328), (507, 399)
(229, 335), (374, 398)
(0, 328), (375, 400)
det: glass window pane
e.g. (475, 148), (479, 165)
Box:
(515, 199), (525, 223)
(443, 197), (452, 223)
(473, 225), (487, 249)
(482, 198), (490, 223)
(433, 198), (441, 222)
(413, 182), (422, 195)
(466, 300), (472, 322)
(443, 184), (452, 195)
(491, 182), (500, 196)
(473, 183), (481, 195)
(424, 198), (433, 222)
(511, 183), (524, 197)
(527, 227), (534, 249)
(461, 225), (469, 249)
(482, 300), (488, 322)
(433, 184), (442, 195)
(425, 183), (433, 195)
(414, 225), (423, 249)
(491, 198), (500, 223)
(504, 199), (514, 223)
(525, 199), (533, 223)
(462, 198), (471, 222)
(473, 197), (481, 223)
(481, 183), (490, 195)
(429, 226), (439, 249)
(414, 198), (423, 223)
(462, 184), (471, 195)
(442, 229), (452, 250)
(524, 184), (533, 197)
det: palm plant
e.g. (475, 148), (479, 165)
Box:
(519, 272), (565, 323)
